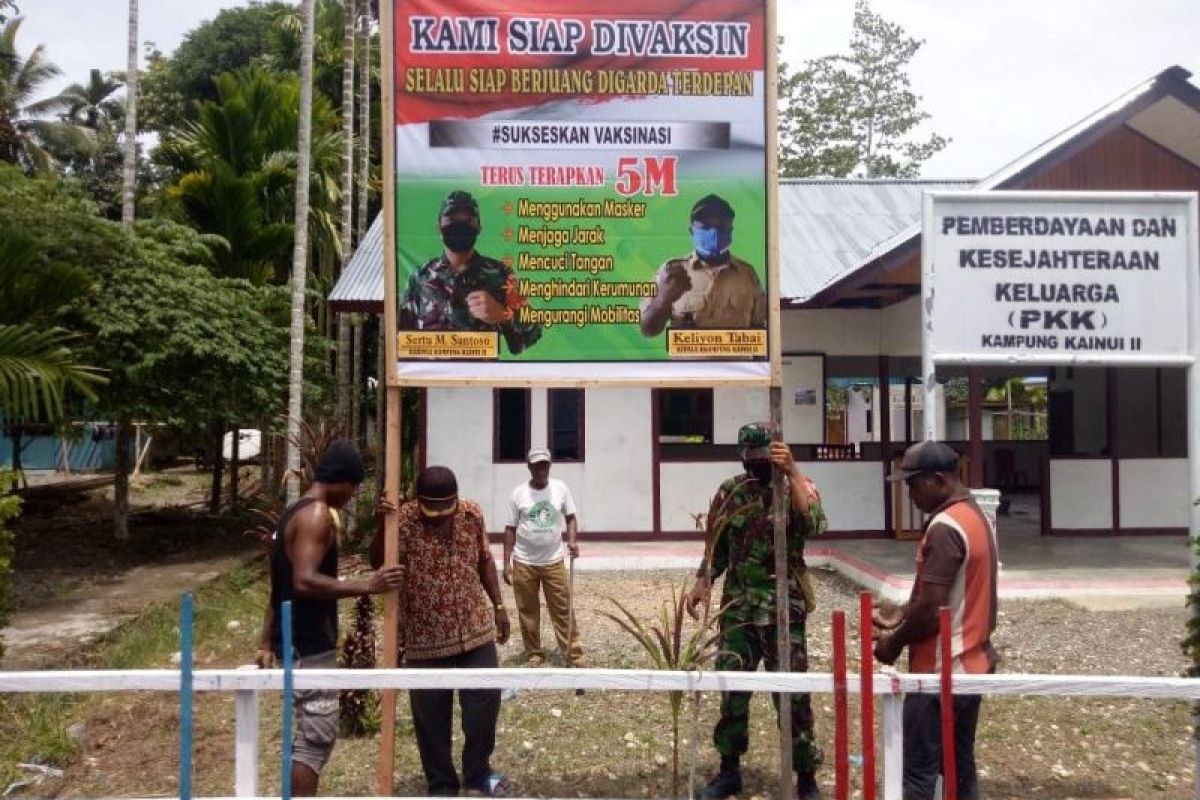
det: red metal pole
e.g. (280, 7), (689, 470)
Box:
(832, 609), (849, 800)
(939, 606), (957, 800)
(859, 592), (876, 800)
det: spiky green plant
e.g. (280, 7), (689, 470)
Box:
(602, 580), (725, 799)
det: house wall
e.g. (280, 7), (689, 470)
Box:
(1119, 459), (1189, 529)
(422, 111), (1200, 536)
(1049, 459), (1113, 530)
(659, 459), (884, 534)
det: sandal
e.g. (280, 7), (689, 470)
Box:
(470, 771), (511, 797)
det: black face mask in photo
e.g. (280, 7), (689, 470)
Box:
(441, 221), (478, 254)
(745, 460), (773, 484)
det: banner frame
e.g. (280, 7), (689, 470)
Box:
(382, 0), (780, 390)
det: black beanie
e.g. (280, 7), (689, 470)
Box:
(315, 439), (365, 485)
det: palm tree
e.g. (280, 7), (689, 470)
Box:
(0, 19), (94, 173)
(336, 0), (355, 428)
(60, 69), (124, 135)
(286, 0), (317, 503)
(163, 68), (341, 284)
(272, 0), (350, 107)
(121, 0), (139, 226)
(54, 69), (128, 218)
(353, 0), (373, 444)
(0, 224), (104, 476)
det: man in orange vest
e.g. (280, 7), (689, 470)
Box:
(874, 440), (999, 800)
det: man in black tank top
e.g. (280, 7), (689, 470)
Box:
(255, 440), (404, 796)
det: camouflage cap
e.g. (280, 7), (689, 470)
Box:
(737, 422), (774, 457)
(439, 190), (479, 219)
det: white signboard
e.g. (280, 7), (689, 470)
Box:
(923, 191), (1199, 365)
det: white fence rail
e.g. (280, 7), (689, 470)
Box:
(2, 667), (1196, 799)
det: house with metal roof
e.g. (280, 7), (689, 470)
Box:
(332, 65), (1200, 539)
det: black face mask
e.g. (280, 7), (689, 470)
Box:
(441, 221), (478, 254)
(745, 460), (773, 484)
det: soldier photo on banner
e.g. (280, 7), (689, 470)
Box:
(400, 190), (542, 356)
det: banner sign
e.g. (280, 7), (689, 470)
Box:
(391, 0), (771, 382)
(924, 192), (1198, 365)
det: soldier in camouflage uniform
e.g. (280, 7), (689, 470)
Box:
(400, 190), (541, 355)
(686, 422), (826, 800)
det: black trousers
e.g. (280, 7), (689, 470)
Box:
(407, 642), (501, 796)
(902, 693), (983, 800)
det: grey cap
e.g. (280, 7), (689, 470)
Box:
(886, 440), (960, 481)
(527, 447), (552, 464)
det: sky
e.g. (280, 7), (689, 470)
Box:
(19, 0), (1200, 178)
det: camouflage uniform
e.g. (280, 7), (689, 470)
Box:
(701, 427), (826, 772)
(400, 253), (541, 355)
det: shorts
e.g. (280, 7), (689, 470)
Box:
(292, 650), (339, 774)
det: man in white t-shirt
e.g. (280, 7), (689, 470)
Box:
(502, 447), (585, 667)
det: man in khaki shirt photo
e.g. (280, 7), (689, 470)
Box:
(640, 194), (767, 336)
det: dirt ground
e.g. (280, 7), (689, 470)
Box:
(2, 473), (1193, 798)
(2, 470), (263, 672)
(18, 565), (1192, 800)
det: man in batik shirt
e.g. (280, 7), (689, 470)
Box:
(400, 190), (541, 355)
(685, 422), (827, 800)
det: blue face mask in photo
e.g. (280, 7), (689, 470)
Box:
(691, 223), (732, 260)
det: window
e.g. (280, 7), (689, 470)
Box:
(548, 389), (584, 461)
(494, 388), (530, 462)
(825, 357), (879, 450)
(657, 389), (713, 444)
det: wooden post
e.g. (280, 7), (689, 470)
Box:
(859, 592), (877, 800)
(764, 2), (790, 795)
(771, 388), (794, 799)
(378, 388), (401, 794)
(938, 607), (957, 800)
(234, 675), (259, 798)
(832, 610), (848, 800)
(229, 427), (240, 511)
(881, 692), (903, 800)
(968, 367), (983, 487)
(377, 0), (400, 791)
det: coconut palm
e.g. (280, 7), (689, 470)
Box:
(0, 18), (94, 173)
(121, 0), (139, 226)
(60, 69), (124, 135)
(336, 0), (355, 427)
(56, 70), (128, 219)
(286, 0), (317, 503)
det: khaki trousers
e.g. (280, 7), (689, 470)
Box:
(512, 559), (583, 665)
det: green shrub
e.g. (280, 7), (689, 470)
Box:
(0, 469), (21, 659)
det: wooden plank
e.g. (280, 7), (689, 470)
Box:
(5, 667), (1200, 698)
(765, 0), (782, 391)
(378, 0), (400, 792)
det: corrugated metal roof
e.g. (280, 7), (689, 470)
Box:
(328, 215), (384, 311)
(801, 66), (1198, 306)
(777, 178), (971, 301)
(330, 66), (1199, 312)
(330, 179), (971, 309)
